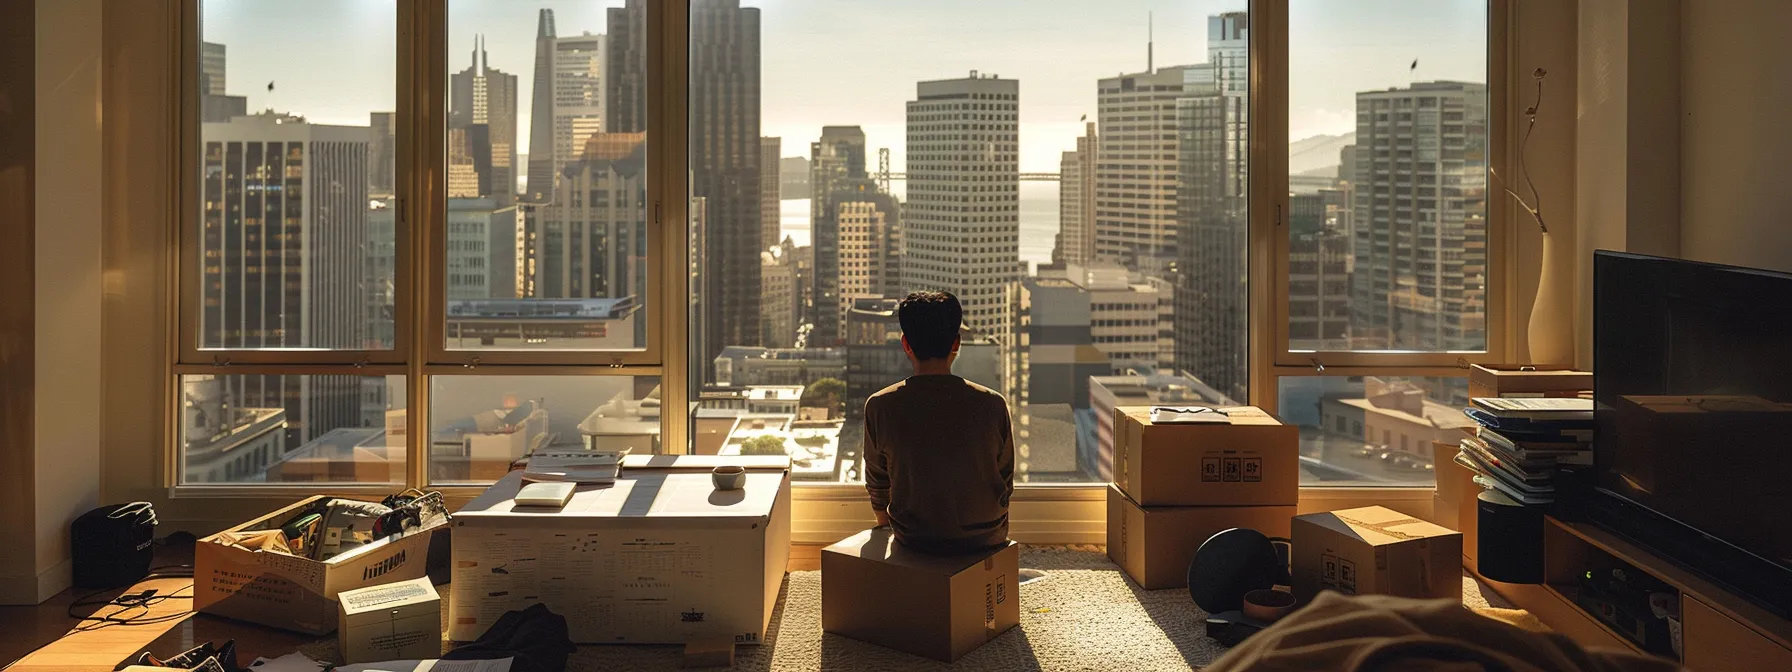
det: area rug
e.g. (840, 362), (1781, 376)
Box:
(301, 547), (1516, 671)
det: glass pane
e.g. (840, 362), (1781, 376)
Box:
(1278, 375), (1467, 486)
(429, 375), (662, 484)
(1288, 0), (1488, 352)
(444, 1), (648, 352)
(690, 3), (1249, 484)
(197, 1), (397, 350)
(180, 374), (406, 484)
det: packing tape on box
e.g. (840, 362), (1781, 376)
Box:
(1336, 513), (1430, 541)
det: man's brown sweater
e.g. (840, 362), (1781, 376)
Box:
(862, 374), (1015, 555)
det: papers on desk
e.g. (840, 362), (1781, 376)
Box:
(331, 658), (514, 672)
(523, 450), (626, 484)
(1149, 406), (1232, 424)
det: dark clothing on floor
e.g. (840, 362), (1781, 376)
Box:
(862, 374), (1015, 555)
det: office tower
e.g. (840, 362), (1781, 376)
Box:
(446, 197), (520, 300)
(526, 10), (605, 202)
(450, 36), (518, 207)
(761, 137), (781, 251)
(904, 73), (1021, 339)
(199, 41), (245, 122)
(780, 156), (810, 199)
(201, 41), (226, 94)
(836, 198), (904, 329)
(762, 240), (798, 348)
(447, 125), (490, 198)
(1058, 122), (1098, 267)
(1289, 191), (1351, 350)
(200, 112), (371, 447)
(684, 0), (764, 364)
(534, 132), (648, 305)
(1174, 11), (1250, 403)
(1095, 64), (1200, 267)
(808, 126), (867, 346)
(1350, 81), (1488, 351)
(605, 0), (647, 135)
(368, 112), (395, 196)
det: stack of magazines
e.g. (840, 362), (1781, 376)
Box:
(1458, 397), (1594, 505)
(522, 449), (628, 484)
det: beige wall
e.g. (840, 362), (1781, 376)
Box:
(1678, 0), (1792, 273)
(0, 0), (39, 602)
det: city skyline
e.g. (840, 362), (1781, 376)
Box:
(202, 0), (1485, 173)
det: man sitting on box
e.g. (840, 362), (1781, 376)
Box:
(862, 291), (1015, 555)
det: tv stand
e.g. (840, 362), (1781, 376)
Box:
(1473, 515), (1792, 670)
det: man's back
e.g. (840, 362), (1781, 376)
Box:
(862, 374), (1015, 555)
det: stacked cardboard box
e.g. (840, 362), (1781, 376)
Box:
(1106, 406), (1298, 589)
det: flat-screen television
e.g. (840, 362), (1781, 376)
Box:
(1593, 250), (1792, 616)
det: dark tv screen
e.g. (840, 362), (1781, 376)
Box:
(1594, 251), (1792, 581)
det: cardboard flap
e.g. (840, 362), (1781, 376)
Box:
(824, 528), (1014, 576)
(1318, 506), (1457, 546)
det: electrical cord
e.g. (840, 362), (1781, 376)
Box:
(65, 564), (197, 632)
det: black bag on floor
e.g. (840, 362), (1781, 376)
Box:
(442, 603), (576, 672)
(71, 502), (157, 588)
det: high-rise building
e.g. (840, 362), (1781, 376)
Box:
(200, 112), (371, 448)
(688, 0), (763, 364)
(1289, 191), (1352, 350)
(368, 112), (395, 196)
(1174, 12), (1251, 404)
(447, 124), (491, 198)
(534, 132), (649, 307)
(605, 1), (647, 136)
(836, 199), (905, 330)
(760, 137), (781, 252)
(903, 73), (1021, 339)
(199, 41), (245, 123)
(1095, 65), (1200, 267)
(201, 41), (226, 95)
(450, 36), (518, 207)
(526, 11), (606, 202)
(809, 126), (868, 346)
(761, 240), (799, 349)
(1057, 122), (1097, 267)
(446, 197), (521, 300)
(779, 156), (810, 199)
(1349, 81), (1488, 351)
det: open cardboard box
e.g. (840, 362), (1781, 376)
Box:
(194, 496), (448, 635)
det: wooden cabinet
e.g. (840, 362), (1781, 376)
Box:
(1682, 596), (1792, 672)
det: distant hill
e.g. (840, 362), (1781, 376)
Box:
(1289, 131), (1356, 177)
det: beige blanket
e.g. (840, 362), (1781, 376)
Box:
(1206, 592), (1680, 672)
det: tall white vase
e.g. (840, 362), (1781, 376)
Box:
(1527, 233), (1574, 365)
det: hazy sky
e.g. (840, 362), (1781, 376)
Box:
(203, 0), (1485, 173)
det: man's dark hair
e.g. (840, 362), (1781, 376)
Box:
(897, 291), (962, 361)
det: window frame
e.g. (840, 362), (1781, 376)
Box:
(168, 0), (1515, 497)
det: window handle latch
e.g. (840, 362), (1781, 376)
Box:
(1309, 356), (1325, 373)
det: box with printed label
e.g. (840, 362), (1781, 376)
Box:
(194, 496), (446, 635)
(1106, 485), (1294, 590)
(821, 528), (1019, 662)
(450, 456), (792, 645)
(338, 577), (442, 663)
(1290, 506), (1462, 604)
(1113, 406), (1298, 507)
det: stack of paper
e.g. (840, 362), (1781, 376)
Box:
(522, 450), (626, 484)
(1456, 397), (1594, 505)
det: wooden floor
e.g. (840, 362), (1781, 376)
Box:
(1, 543), (836, 670)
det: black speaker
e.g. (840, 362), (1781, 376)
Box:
(71, 502), (158, 588)
(1477, 490), (1545, 584)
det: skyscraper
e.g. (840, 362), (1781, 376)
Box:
(605, 1), (647, 137)
(686, 0), (764, 366)
(809, 126), (868, 346)
(199, 41), (246, 123)
(836, 200), (903, 330)
(200, 112), (371, 447)
(760, 136), (781, 252)
(1174, 12), (1250, 403)
(549, 31), (606, 201)
(903, 73), (1021, 339)
(1349, 81), (1488, 351)
(1095, 64), (1200, 267)
(526, 9), (558, 202)
(368, 112), (395, 196)
(534, 132), (649, 307)
(1289, 191), (1352, 350)
(450, 36), (518, 207)
(446, 197), (521, 300)
(1057, 122), (1097, 266)
(761, 239), (799, 349)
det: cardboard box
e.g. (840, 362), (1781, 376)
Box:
(450, 457), (792, 645)
(821, 528), (1019, 662)
(1430, 441), (1480, 569)
(338, 577), (442, 663)
(1106, 485), (1295, 590)
(1113, 406), (1298, 507)
(1468, 364), (1591, 400)
(1291, 506), (1463, 604)
(195, 497), (446, 635)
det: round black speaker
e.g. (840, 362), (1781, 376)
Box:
(1187, 528), (1290, 613)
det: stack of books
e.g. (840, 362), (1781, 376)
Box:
(1457, 397), (1594, 505)
(521, 449), (627, 485)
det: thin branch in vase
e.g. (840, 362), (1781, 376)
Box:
(1491, 67), (1549, 234)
